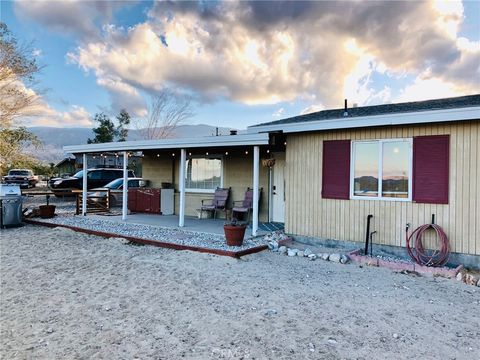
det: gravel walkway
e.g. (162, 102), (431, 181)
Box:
(1, 224), (479, 359)
(33, 215), (267, 251)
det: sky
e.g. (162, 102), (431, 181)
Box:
(2, 0), (479, 130)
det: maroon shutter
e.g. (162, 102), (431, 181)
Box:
(413, 135), (449, 204)
(322, 140), (351, 199)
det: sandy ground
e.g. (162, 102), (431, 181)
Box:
(1, 224), (479, 360)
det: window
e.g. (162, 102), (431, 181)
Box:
(185, 157), (222, 192)
(351, 139), (412, 201)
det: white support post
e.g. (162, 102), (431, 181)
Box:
(122, 151), (128, 221)
(82, 153), (87, 216)
(252, 146), (260, 236)
(179, 148), (186, 227)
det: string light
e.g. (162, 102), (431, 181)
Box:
(225, 151), (228, 155)
(245, 150), (249, 155)
(266, 149), (270, 154)
(157, 154), (160, 157)
(206, 152), (209, 156)
(172, 153), (175, 156)
(284, 141), (287, 146)
(189, 152), (192, 156)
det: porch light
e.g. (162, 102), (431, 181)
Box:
(245, 150), (249, 155)
(267, 149), (270, 153)
(157, 154), (160, 157)
(284, 141), (287, 146)
(225, 151), (228, 155)
(172, 153), (175, 156)
(206, 152), (209, 155)
(189, 152), (192, 156)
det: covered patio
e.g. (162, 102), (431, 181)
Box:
(63, 133), (286, 237)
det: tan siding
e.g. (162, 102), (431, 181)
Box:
(285, 121), (480, 256)
(142, 152), (269, 221)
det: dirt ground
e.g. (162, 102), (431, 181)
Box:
(1, 224), (479, 360)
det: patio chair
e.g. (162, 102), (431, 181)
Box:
(231, 187), (262, 223)
(200, 187), (231, 219)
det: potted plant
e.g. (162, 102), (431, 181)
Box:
(39, 194), (56, 219)
(224, 218), (247, 246)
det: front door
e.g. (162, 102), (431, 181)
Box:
(272, 154), (285, 222)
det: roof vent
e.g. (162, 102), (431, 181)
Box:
(230, 130), (238, 136)
(343, 99), (349, 117)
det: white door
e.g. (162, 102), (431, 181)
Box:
(272, 154), (285, 222)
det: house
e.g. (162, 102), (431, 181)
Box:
(64, 94), (480, 265)
(248, 94), (480, 266)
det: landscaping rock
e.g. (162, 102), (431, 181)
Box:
(456, 272), (464, 282)
(267, 241), (279, 251)
(465, 274), (478, 286)
(304, 248), (313, 257)
(321, 253), (330, 261)
(278, 246), (287, 254)
(340, 255), (349, 264)
(297, 250), (304, 257)
(477, 279), (480, 287)
(308, 254), (317, 261)
(287, 249), (297, 257)
(329, 253), (341, 263)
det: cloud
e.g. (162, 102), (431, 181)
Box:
(272, 108), (284, 117)
(14, 0), (136, 39)
(300, 104), (325, 115)
(64, 0), (478, 110)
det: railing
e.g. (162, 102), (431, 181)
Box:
(75, 189), (110, 215)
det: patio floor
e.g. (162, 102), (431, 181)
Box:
(90, 213), (277, 238)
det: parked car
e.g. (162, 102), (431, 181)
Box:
(2, 169), (38, 188)
(89, 177), (147, 207)
(49, 168), (135, 196)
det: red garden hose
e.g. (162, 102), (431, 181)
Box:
(406, 223), (450, 267)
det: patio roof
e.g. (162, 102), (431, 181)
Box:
(63, 133), (270, 154)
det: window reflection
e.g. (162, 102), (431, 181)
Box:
(382, 141), (409, 198)
(353, 142), (379, 197)
(185, 157), (222, 190)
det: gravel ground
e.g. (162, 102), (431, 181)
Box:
(1, 224), (479, 360)
(33, 216), (267, 251)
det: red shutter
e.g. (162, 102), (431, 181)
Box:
(322, 140), (351, 199)
(413, 135), (449, 204)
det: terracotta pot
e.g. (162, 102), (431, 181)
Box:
(224, 224), (247, 246)
(39, 205), (56, 219)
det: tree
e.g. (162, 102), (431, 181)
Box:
(0, 127), (41, 175)
(88, 113), (116, 144)
(0, 23), (42, 175)
(0, 22), (41, 128)
(138, 89), (195, 140)
(116, 109), (130, 142)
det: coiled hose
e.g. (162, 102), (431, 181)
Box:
(406, 223), (449, 267)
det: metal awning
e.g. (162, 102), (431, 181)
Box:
(63, 133), (270, 154)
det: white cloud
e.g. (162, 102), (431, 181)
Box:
(300, 104), (325, 115)
(272, 107), (284, 117)
(17, 0), (480, 118)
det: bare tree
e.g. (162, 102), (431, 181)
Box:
(138, 89), (195, 140)
(0, 22), (42, 129)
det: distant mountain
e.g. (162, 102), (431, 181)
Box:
(28, 124), (236, 163)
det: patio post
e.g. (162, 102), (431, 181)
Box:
(122, 151), (128, 221)
(179, 148), (186, 227)
(252, 145), (260, 236)
(82, 153), (87, 216)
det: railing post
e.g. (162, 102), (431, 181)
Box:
(122, 151), (128, 221)
(179, 149), (186, 227)
(252, 146), (260, 236)
(82, 153), (87, 216)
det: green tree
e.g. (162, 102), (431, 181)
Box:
(0, 22), (41, 128)
(116, 109), (130, 142)
(88, 112), (116, 144)
(0, 127), (41, 175)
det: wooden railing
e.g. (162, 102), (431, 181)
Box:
(74, 189), (110, 215)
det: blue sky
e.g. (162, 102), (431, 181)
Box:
(2, 0), (479, 129)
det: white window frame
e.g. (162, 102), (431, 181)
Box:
(350, 138), (413, 202)
(184, 155), (224, 194)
